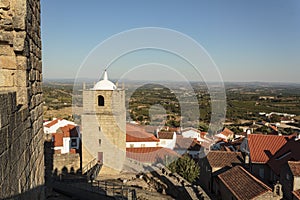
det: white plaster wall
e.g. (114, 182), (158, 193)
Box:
(126, 141), (158, 148)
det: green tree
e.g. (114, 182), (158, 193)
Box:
(168, 154), (200, 183)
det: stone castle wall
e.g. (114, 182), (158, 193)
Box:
(0, 0), (44, 199)
(53, 153), (81, 175)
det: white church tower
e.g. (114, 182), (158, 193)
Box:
(82, 70), (126, 175)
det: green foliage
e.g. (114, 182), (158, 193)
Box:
(168, 154), (200, 183)
(199, 122), (209, 132)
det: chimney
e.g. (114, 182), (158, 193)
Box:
(273, 181), (283, 198)
(245, 154), (249, 164)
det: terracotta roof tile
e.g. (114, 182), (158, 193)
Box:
(175, 135), (194, 150)
(218, 166), (272, 200)
(44, 118), (60, 128)
(207, 151), (243, 168)
(221, 127), (234, 137)
(60, 124), (78, 137)
(126, 124), (159, 142)
(248, 134), (289, 163)
(157, 131), (174, 139)
(53, 133), (63, 147)
(289, 161), (300, 177)
(126, 147), (179, 163)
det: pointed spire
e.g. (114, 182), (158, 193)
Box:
(103, 70), (108, 80)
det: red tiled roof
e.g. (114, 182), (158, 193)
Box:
(289, 161), (300, 177)
(267, 138), (300, 175)
(126, 124), (159, 142)
(221, 127), (234, 137)
(293, 189), (300, 200)
(53, 133), (63, 147)
(52, 124), (79, 147)
(157, 131), (174, 139)
(44, 118), (60, 128)
(175, 135), (194, 149)
(126, 147), (179, 163)
(60, 124), (78, 137)
(218, 166), (272, 200)
(248, 134), (289, 163)
(207, 151), (243, 168)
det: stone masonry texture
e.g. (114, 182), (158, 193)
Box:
(0, 0), (44, 199)
(82, 89), (126, 175)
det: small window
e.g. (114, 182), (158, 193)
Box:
(98, 139), (102, 146)
(98, 95), (104, 106)
(71, 138), (77, 148)
(141, 144), (145, 147)
(259, 168), (264, 178)
(130, 144), (134, 148)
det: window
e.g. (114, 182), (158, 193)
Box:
(98, 139), (102, 146)
(141, 144), (145, 147)
(259, 168), (264, 178)
(130, 144), (134, 148)
(71, 138), (77, 148)
(98, 95), (104, 106)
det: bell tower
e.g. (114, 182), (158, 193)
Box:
(82, 70), (126, 174)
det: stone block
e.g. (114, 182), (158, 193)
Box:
(16, 69), (28, 87)
(16, 87), (28, 105)
(0, 30), (13, 44)
(16, 55), (28, 70)
(0, 68), (15, 87)
(0, 0), (10, 10)
(12, 0), (27, 31)
(0, 44), (14, 56)
(13, 31), (26, 52)
(0, 55), (16, 70)
(0, 127), (8, 155)
(7, 91), (17, 112)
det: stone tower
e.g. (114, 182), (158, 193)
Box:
(82, 70), (126, 174)
(0, 0), (44, 199)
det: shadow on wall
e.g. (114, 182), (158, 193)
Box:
(4, 185), (46, 200)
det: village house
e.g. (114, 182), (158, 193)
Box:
(215, 127), (234, 141)
(241, 134), (291, 185)
(126, 123), (160, 148)
(125, 123), (179, 165)
(43, 118), (81, 154)
(198, 151), (244, 194)
(181, 127), (206, 143)
(217, 165), (279, 200)
(156, 131), (177, 149)
(174, 135), (195, 155)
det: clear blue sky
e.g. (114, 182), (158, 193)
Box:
(41, 0), (300, 82)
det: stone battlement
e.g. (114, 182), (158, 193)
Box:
(0, 0), (45, 199)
